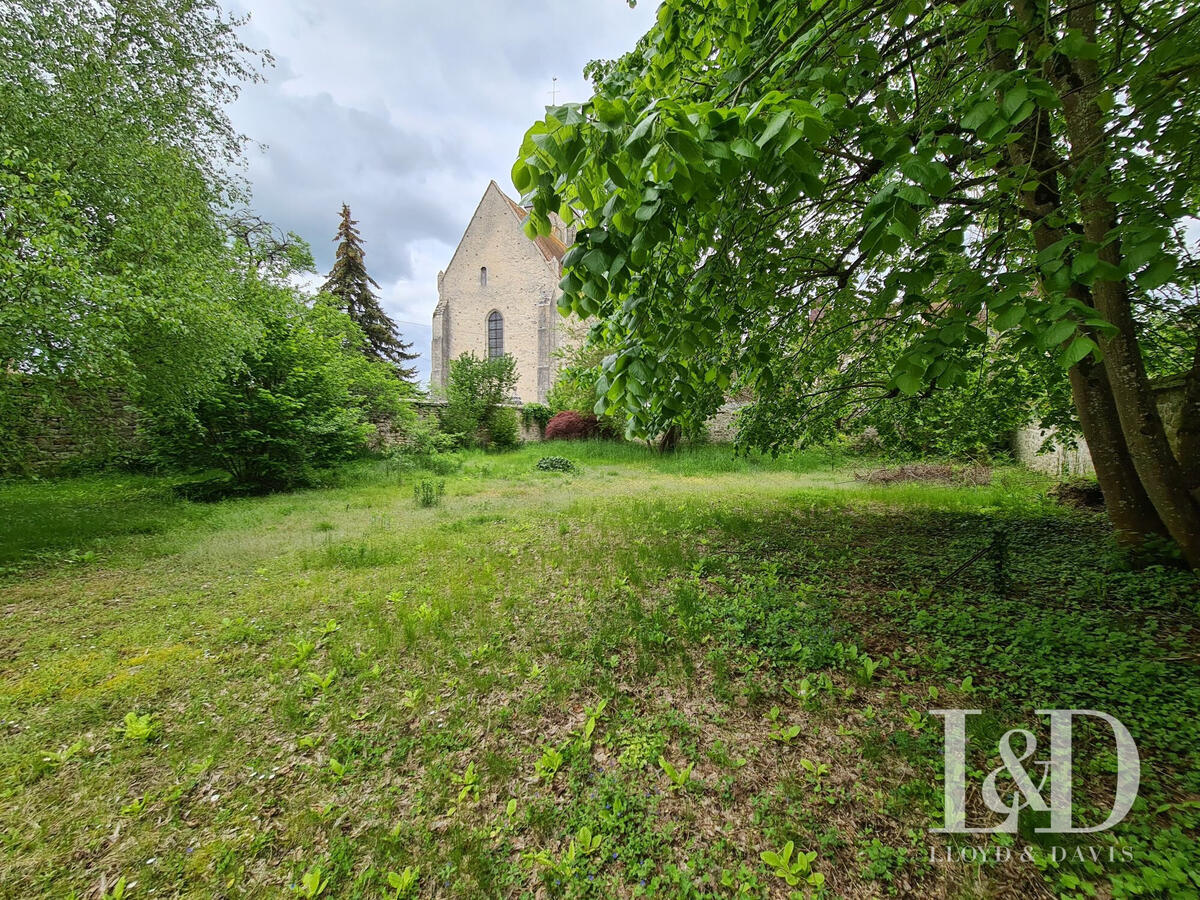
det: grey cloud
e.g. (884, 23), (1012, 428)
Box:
(224, 0), (659, 383)
(234, 87), (464, 282)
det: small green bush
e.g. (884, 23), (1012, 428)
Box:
(380, 419), (458, 481)
(413, 480), (445, 508)
(402, 417), (455, 457)
(486, 406), (520, 450)
(152, 300), (400, 490)
(535, 456), (578, 473)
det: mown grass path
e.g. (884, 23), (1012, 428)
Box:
(1, 444), (1196, 899)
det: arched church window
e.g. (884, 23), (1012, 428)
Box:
(480, 266), (487, 286)
(487, 310), (503, 358)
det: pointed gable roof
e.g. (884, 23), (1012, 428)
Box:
(440, 181), (567, 290)
(495, 185), (568, 263)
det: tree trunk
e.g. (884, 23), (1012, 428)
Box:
(1055, 0), (1200, 567)
(993, 27), (1170, 545)
(1069, 358), (1170, 543)
(657, 424), (681, 453)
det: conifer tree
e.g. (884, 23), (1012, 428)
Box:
(321, 204), (417, 380)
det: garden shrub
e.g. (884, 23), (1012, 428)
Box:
(545, 410), (600, 441)
(535, 456), (578, 473)
(388, 417), (456, 468)
(485, 406), (520, 450)
(153, 300), (394, 490)
(441, 352), (518, 449)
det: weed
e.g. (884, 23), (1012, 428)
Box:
(41, 740), (84, 767)
(120, 712), (157, 742)
(534, 746), (564, 781)
(857, 654), (889, 683)
(294, 865), (328, 897)
(302, 669), (337, 695)
(767, 708), (802, 743)
(385, 866), (419, 897)
(451, 761), (480, 804)
(902, 709), (928, 731)
(658, 755), (695, 790)
(576, 698), (608, 750)
(760, 841), (825, 889)
(859, 837), (912, 888)
(413, 480), (445, 508)
(800, 758), (831, 791)
(289, 638), (316, 666)
(317, 619), (340, 639)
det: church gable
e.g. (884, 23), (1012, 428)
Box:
(432, 181), (575, 404)
(441, 181), (558, 290)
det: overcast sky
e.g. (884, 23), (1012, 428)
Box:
(224, 0), (658, 384)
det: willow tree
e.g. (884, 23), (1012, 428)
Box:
(514, 0), (1200, 564)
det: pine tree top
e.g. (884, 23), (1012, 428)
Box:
(321, 204), (418, 379)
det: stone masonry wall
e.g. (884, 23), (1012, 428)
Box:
(2, 377), (143, 473)
(1012, 378), (1185, 478)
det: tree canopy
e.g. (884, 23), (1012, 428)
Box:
(0, 0), (272, 428)
(1, 0), (413, 481)
(515, 0), (1200, 564)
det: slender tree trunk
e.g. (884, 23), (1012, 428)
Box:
(1069, 359), (1170, 543)
(657, 424), (681, 453)
(1054, 0), (1200, 566)
(994, 22), (1170, 544)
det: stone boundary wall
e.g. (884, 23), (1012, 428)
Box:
(2, 377), (143, 473)
(1012, 377), (1185, 478)
(704, 401), (746, 444)
(12, 392), (544, 473)
(16, 375), (1187, 476)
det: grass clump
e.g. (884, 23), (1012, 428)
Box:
(412, 479), (445, 508)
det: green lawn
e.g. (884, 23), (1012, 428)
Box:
(0, 443), (1196, 899)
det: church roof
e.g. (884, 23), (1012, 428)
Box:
(495, 182), (568, 263)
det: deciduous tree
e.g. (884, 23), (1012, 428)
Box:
(442, 353), (519, 448)
(0, 0), (273, 455)
(514, 0), (1200, 563)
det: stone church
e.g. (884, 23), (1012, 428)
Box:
(430, 181), (579, 403)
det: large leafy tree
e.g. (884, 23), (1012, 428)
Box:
(0, 0), (273, 451)
(514, 0), (1200, 564)
(321, 204), (419, 380)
